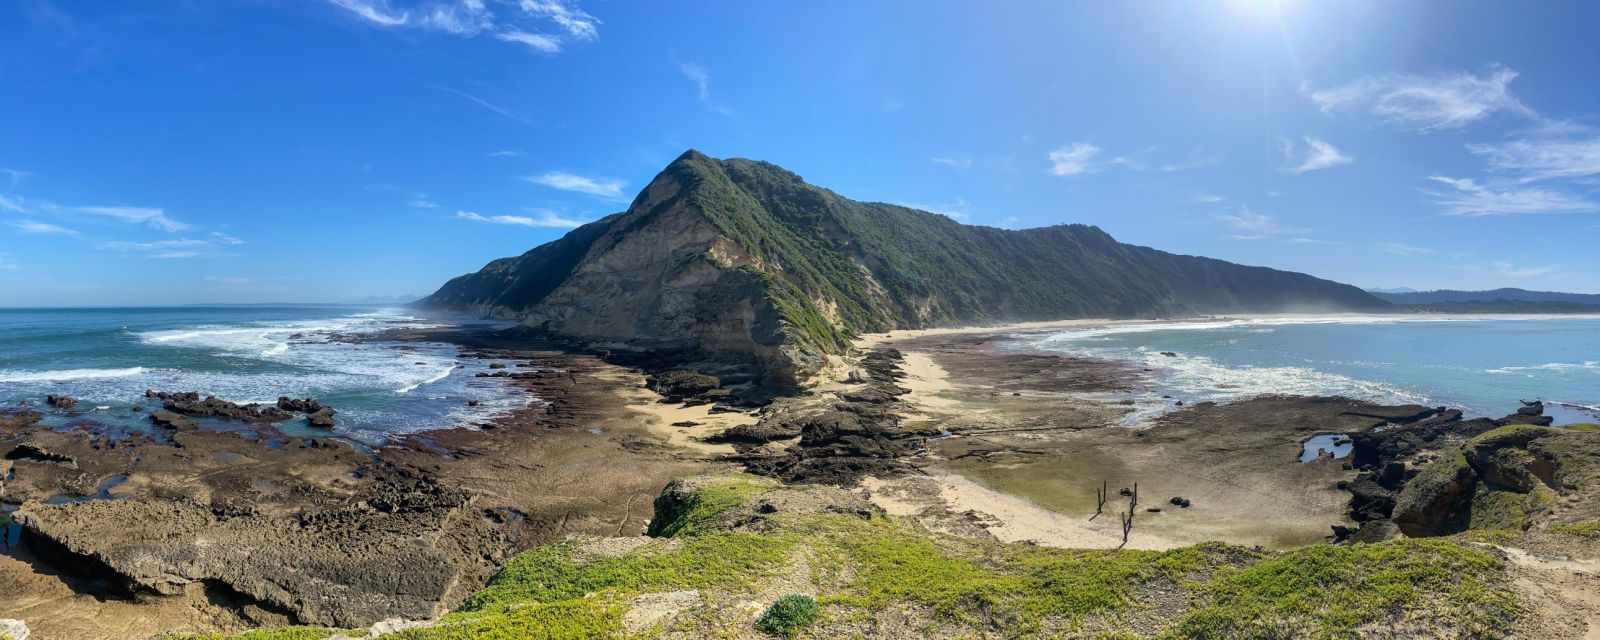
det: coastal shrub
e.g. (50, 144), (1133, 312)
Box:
(1469, 424), (1553, 448)
(755, 594), (820, 638)
(647, 475), (775, 538)
(1170, 539), (1518, 639)
(462, 532), (793, 612)
(1551, 519), (1600, 537)
(164, 629), (341, 640)
(1468, 485), (1554, 532)
(816, 515), (1235, 631)
(386, 600), (621, 640)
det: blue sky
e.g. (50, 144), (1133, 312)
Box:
(3, 0), (1599, 306)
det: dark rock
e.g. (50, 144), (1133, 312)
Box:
(466, 400), (481, 407)
(307, 408), (337, 428)
(1350, 519), (1400, 543)
(648, 370), (721, 398)
(1169, 496), (1192, 508)
(149, 409), (198, 430)
(1499, 413), (1555, 427)
(1393, 454), (1478, 536)
(276, 397), (326, 413)
(4, 442), (77, 468)
(45, 394), (78, 410)
(671, 421), (699, 428)
(1346, 473), (1397, 522)
(1160, 351), (1178, 357)
(1378, 461), (1408, 490)
(147, 391), (291, 422)
(1516, 400), (1544, 416)
(488, 363), (506, 369)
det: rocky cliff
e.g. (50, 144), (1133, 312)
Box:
(423, 150), (1388, 384)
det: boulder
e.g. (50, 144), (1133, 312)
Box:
(147, 391), (291, 422)
(277, 397), (326, 413)
(149, 409), (198, 430)
(307, 408), (337, 428)
(648, 370), (721, 399)
(1350, 519), (1400, 543)
(1393, 453), (1478, 537)
(45, 395), (78, 410)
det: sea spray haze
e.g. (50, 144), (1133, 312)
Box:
(0, 305), (528, 441)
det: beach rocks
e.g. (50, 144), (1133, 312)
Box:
(307, 408), (337, 428)
(148, 409), (198, 430)
(647, 370), (721, 399)
(45, 395), (77, 410)
(0, 407), (42, 431)
(4, 443), (77, 468)
(1168, 496), (1192, 508)
(277, 397), (326, 413)
(146, 390), (292, 422)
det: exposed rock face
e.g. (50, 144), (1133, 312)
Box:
(1393, 453), (1478, 536)
(45, 395), (77, 410)
(148, 409), (198, 430)
(307, 408), (337, 428)
(277, 397), (326, 413)
(13, 470), (477, 627)
(423, 150), (1389, 386)
(145, 391), (291, 422)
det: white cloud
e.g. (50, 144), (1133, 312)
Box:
(517, 0), (599, 40)
(328, 0), (409, 26)
(1378, 242), (1436, 257)
(1491, 260), (1556, 279)
(455, 210), (585, 228)
(1468, 136), (1600, 183)
(1193, 193), (1225, 204)
(10, 220), (78, 236)
(1308, 65), (1533, 131)
(78, 206), (190, 232)
(431, 86), (528, 124)
(488, 149), (526, 158)
(101, 238), (214, 259)
(1048, 143), (1101, 176)
(524, 171), (625, 198)
(496, 30), (561, 53)
(930, 155), (972, 169)
(0, 194), (26, 213)
(894, 198), (972, 221)
(327, 0), (598, 54)
(1, 168), (29, 190)
(1214, 207), (1302, 240)
(679, 62), (711, 101)
(1283, 136), (1353, 174)
(1424, 175), (1599, 216)
(209, 231), (245, 246)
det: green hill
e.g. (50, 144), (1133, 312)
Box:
(424, 150), (1388, 384)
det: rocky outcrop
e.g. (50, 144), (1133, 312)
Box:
(1393, 453), (1478, 536)
(0, 407), (42, 431)
(423, 150), (1389, 387)
(44, 395), (77, 410)
(145, 391), (291, 422)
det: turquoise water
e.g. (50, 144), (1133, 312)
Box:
(1019, 315), (1600, 424)
(0, 305), (528, 442)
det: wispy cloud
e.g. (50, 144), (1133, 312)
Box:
(326, 0), (596, 54)
(409, 198), (439, 209)
(0, 194), (26, 213)
(101, 238), (216, 259)
(1048, 143), (1101, 176)
(78, 206), (190, 232)
(930, 155), (972, 169)
(209, 231), (245, 246)
(488, 150), (526, 158)
(328, 0), (408, 26)
(893, 198), (973, 221)
(1282, 136), (1353, 174)
(1160, 154), (1222, 172)
(1468, 136), (1600, 183)
(1378, 242), (1436, 257)
(1307, 65), (1533, 131)
(524, 171), (624, 198)
(10, 220), (78, 236)
(1424, 176), (1599, 216)
(1193, 193), (1226, 204)
(496, 30), (560, 53)
(1491, 260), (1556, 279)
(1, 168), (30, 191)
(455, 210), (586, 228)
(1215, 207), (1303, 240)
(679, 62), (710, 100)
(430, 86), (529, 125)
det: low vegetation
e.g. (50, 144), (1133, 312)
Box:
(184, 473), (1525, 640)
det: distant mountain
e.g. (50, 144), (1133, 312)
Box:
(424, 150), (1388, 385)
(1367, 287), (1419, 294)
(1374, 288), (1600, 307)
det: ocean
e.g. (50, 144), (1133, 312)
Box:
(0, 305), (530, 443)
(1016, 315), (1600, 425)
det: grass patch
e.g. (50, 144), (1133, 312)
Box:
(1171, 539), (1518, 639)
(813, 515), (1235, 632)
(463, 532), (793, 613)
(386, 600), (622, 640)
(1551, 519), (1600, 537)
(647, 475), (775, 538)
(1565, 423), (1600, 432)
(163, 629), (342, 640)
(756, 594), (820, 638)
(1470, 424), (1553, 448)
